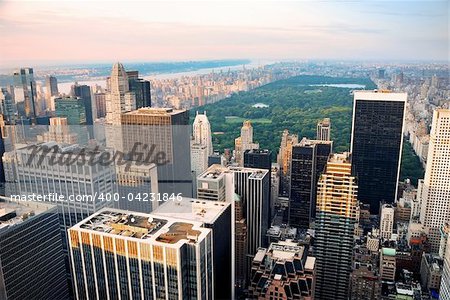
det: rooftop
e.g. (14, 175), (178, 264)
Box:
(297, 137), (333, 147)
(354, 90), (407, 102)
(200, 164), (269, 180)
(382, 248), (396, 256)
(0, 197), (56, 233)
(198, 164), (231, 180)
(228, 166), (269, 179)
(268, 241), (305, 261)
(152, 197), (230, 225)
(70, 208), (210, 247)
(328, 152), (351, 164)
(124, 107), (186, 116)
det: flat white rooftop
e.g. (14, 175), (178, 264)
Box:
(152, 197), (230, 225)
(0, 196), (56, 233)
(70, 207), (210, 247)
(354, 90), (407, 102)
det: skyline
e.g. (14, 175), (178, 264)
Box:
(0, 1), (448, 67)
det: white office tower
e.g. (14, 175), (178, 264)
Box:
(441, 237), (450, 300)
(153, 198), (233, 299)
(193, 111), (213, 155)
(380, 204), (395, 240)
(234, 121), (259, 166)
(69, 199), (232, 300)
(420, 109), (450, 253)
(197, 164), (235, 202)
(105, 62), (136, 151)
(2, 142), (117, 250)
(191, 140), (209, 177)
(229, 166), (270, 256)
(105, 62), (136, 125)
(199, 165), (269, 256)
(191, 112), (213, 177)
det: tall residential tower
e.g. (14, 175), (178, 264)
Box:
(314, 153), (359, 300)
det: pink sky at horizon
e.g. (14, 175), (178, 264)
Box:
(0, 1), (448, 67)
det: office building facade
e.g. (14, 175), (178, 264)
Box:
(289, 138), (332, 229)
(420, 109), (450, 253)
(13, 67), (37, 119)
(127, 70), (151, 109)
(314, 153), (359, 300)
(121, 107), (192, 197)
(69, 207), (215, 299)
(351, 91), (406, 213)
(0, 197), (69, 299)
(316, 118), (331, 141)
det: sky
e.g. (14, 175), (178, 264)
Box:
(0, 0), (448, 66)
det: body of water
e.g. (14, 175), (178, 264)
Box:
(309, 83), (366, 89)
(57, 60), (268, 94)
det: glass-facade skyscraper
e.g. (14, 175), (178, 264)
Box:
(0, 198), (69, 299)
(351, 91), (406, 214)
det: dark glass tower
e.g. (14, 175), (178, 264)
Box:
(72, 84), (94, 138)
(244, 149), (272, 170)
(289, 138), (332, 229)
(127, 71), (151, 108)
(351, 91), (406, 214)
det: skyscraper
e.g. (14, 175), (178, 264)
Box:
(193, 111), (213, 155)
(127, 70), (151, 108)
(277, 129), (298, 196)
(380, 204), (395, 240)
(420, 109), (450, 253)
(3, 142), (117, 251)
(54, 96), (88, 144)
(0, 197), (69, 299)
(69, 207), (216, 299)
(191, 112), (213, 177)
(289, 138), (332, 229)
(45, 75), (58, 110)
(0, 87), (15, 123)
(191, 142), (209, 177)
(54, 96), (87, 125)
(195, 165), (237, 294)
(351, 90), (406, 214)
(314, 152), (359, 300)
(116, 161), (159, 213)
(244, 149), (272, 170)
(105, 62), (136, 125)
(153, 197), (233, 299)
(234, 120), (259, 166)
(94, 91), (106, 118)
(72, 83), (96, 138)
(317, 118), (331, 141)
(121, 107), (192, 197)
(13, 67), (37, 120)
(229, 166), (270, 257)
